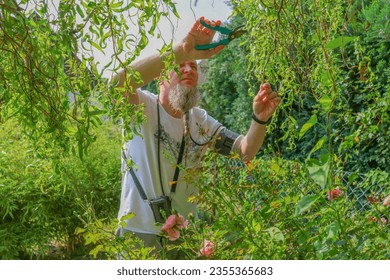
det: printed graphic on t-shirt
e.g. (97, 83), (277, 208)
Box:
(155, 123), (182, 161)
(154, 123), (212, 166)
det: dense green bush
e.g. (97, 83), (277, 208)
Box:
(81, 154), (389, 260)
(0, 120), (121, 259)
(190, 155), (389, 259)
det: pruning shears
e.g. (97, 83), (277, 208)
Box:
(195, 19), (247, 50)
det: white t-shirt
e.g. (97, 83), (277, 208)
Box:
(118, 89), (223, 234)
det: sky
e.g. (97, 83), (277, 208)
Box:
(139, 0), (233, 56)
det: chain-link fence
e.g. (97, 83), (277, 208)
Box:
(336, 170), (388, 211)
(227, 158), (389, 212)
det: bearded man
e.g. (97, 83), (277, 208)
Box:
(112, 17), (281, 255)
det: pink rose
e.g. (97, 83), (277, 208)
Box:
(176, 214), (189, 229)
(327, 187), (342, 202)
(383, 195), (390, 207)
(163, 227), (180, 241)
(161, 214), (188, 241)
(200, 240), (215, 258)
(162, 214), (177, 230)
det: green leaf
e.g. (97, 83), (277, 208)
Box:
(320, 71), (332, 86)
(325, 222), (341, 239)
(265, 227), (285, 243)
(90, 244), (103, 259)
(110, 1), (123, 9)
(76, 5), (85, 18)
(119, 212), (136, 228)
(90, 41), (105, 54)
(170, 4), (180, 18)
(309, 136), (327, 156)
(295, 194), (320, 216)
(306, 153), (330, 189)
(319, 95), (332, 112)
(75, 227), (87, 235)
(299, 114), (317, 140)
(325, 36), (355, 49)
(289, 116), (298, 128)
(270, 162), (285, 175)
(78, 139), (84, 160)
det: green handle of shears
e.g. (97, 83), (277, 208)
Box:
(195, 38), (229, 50)
(198, 19), (232, 34)
(194, 19), (232, 50)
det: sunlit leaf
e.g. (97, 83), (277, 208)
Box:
(325, 222), (341, 239)
(119, 212), (136, 228)
(309, 136), (327, 156)
(295, 194), (320, 216)
(265, 227), (285, 243)
(325, 36), (355, 49)
(319, 95), (332, 112)
(306, 153), (330, 189)
(299, 114), (318, 140)
(90, 41), (105, 54)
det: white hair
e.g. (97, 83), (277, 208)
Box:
(168, 84), (200, 164)
(168, 84), (200, 113)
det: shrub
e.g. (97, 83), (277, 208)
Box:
(0, 120), (122, 259)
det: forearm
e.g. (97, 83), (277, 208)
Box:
(114, 45), (186, 90)
(238, 121), (267, 161)
(237, 82), (280, 160)
(117, 52), (164, 90)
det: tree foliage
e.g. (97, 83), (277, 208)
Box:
(0, 0), (179, 158)
(202, 0), (389, 174)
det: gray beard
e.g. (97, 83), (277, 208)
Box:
(168, 84), (199, 113)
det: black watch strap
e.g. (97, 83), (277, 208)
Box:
(252, 112), (271, 125)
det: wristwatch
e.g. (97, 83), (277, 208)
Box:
(252, 112), (271, 125)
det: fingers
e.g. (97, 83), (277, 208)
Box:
(192, 17), (221, 34)
(260, 83), (271, 91)
(254, 83), (272, 101)
(255, 83), (280, 104)
(208, 44), (225, 56)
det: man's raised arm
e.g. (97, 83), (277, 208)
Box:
(110, 17), (224, 105)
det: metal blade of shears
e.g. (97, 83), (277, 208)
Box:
(195, 20), (246, 50)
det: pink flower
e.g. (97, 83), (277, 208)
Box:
(383, 195), (390, 207)
(176, 214), (189, 229)
(327, 187), (342, 201)
(162, 215), (177, 229)
(161, 214), (188, 241)
(163, 227), (180, 241)
(200, 240), (215, 258)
